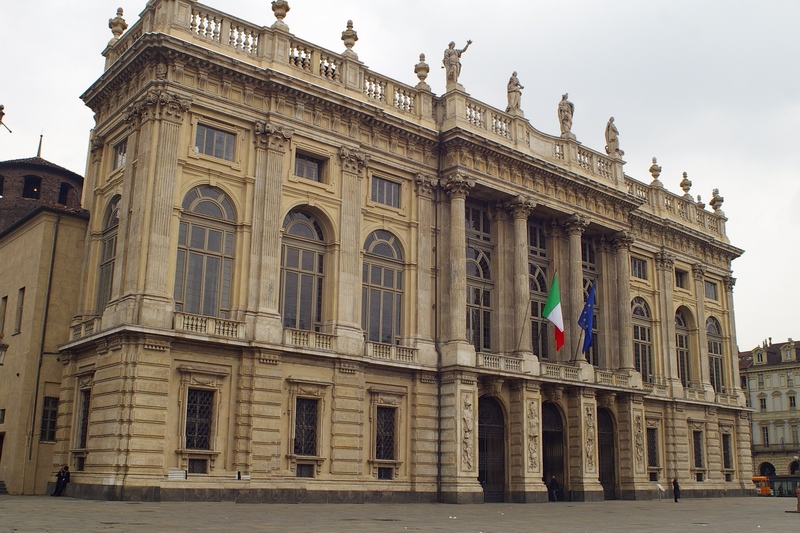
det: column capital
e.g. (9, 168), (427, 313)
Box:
(562, 213), (589, 235)
(724, 275), (736, 292)
(339, 145), (369, 174)
(505, 194), (536, 219)
(254, 121), (294, 151)
(655, 251), (675, 271)
(415, 173), (438, 196)
(441, 173), (475, 199)
(123, 89), (191, 124)
(692, 262), (707, 280)
(90, 132), (105, 164)
(611, 229), (634, 250)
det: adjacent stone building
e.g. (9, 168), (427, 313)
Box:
(54, 0), (751, 502)
(740, 340), (800, 477)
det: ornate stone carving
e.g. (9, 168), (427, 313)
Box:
(443, 40), (472, 89)
(123, 89), (191, 123)
(462, 392), (475, 471)
(724, 275), (736, 292)
(680, 172), (692, 199)
(612, 230), (634, 250)
(655, 251), (675, 271)
(341, 20), (358, 57)
(441, 173), (474, 198)
(339, 146), (369, 174)
(481, 378), (503, 397)
(414, 173), (437, 196)
(156, 62), (168, 81)
(585, 406), (596, 471)
(108, 8), (128, 45)
(271, 1), (290, 30)
(527, 400), (540, 472)
(649, 157), (662, 184)
(545, 386), (563, 403)
(709, 188), (724, 212)
(506, 72), (524, 113)
(563, 213), (589, 235)
(598, 393), (616, 409)
(90, 133), (105, 164)
(414, 54), (431, 91)
(558, 93), (575, 139)
(692, 262), (706, 280)
(604, 117), (624, 159)
(254, 121), (294, 151)
(634, 415), (644, 472)
(505, 195), (535, 219)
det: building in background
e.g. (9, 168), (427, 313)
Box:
(0, 156), (87, 495)
(740, 339), (800, 479)
(50, 0), (751, 502)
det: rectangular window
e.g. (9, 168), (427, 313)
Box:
(789, 374), (794, 387)
(704, 280), (718, 300)
(376, 406), (396, 461)
(0, 295), (7, 335)
(294, 153), (324, 182)
(22, 176), (41, 199)
(761, 426), (770, 447)
(371, 177), (400, 208)
(78, 389), (91, 449)
(792, 427), (798, 445)
(759, 398), (767, 411)
(14, 287), (25, 334)
(188, 458), (208, 474)
(693, 431), (704, 468)
(113, 139), (127, 169)
(195, 124), (235, 161)
(0, 409), (5, 423)
(40, 396), (58, 441)
(631, 257), (648, 280)
(293, 397), (319, 457)
(185, 388), (214, 450)
(646, 427), (659, 468)
(675, 269), (688, 289)
(758, 374), (764, 389)
(722, 433), (733, 470)
(791, 396), (797, 409)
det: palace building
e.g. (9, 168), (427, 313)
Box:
(51, 0), (751, 502)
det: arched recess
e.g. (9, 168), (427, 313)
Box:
(759, 462), (776, 477)
(597, 408), (617, 500)
(790, 460), (800, 475)
(542, 402), (565, 500)
(478, 396), (506, 502)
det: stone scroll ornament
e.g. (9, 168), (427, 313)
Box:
(462, 393), (475, 471)
(527, 400), (540, 472)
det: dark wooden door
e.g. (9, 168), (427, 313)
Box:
(542, 403), (564, 500)
(598, 408), (616, 500)
(478, 397), (505, 502)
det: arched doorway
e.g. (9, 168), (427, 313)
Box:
(790, 460), (800, 475)
(759, 462), (776, 477)
(597, 408), (617, 500)
(478, 397), (506, 502)
(542, 402), (565, 501)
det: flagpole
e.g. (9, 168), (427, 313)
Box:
(571, 329), (584, 364)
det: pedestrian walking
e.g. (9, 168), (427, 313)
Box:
(548, 475), (559, 502)
(672, 477), (680, 503)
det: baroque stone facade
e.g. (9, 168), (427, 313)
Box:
(52, 0), (751, 502)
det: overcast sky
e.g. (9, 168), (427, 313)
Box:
(2, 1), (798, 351)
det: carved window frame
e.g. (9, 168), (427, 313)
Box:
(689, 421), (706, 480)
(289, 144), (335, 192)
(287, 377), (332, 477)
(368, 385), (406, 479)
(188, 115), (243, 170)
(70, 371), (94, 470)
(367, 173), (406, 216)
(719, 424), (734, 476)
(176, 364), (229, 473)
(645, 417), (662, 480)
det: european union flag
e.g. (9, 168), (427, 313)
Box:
(578, 283), (595, 353)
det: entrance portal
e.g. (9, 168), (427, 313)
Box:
(597, 408), (617, 500)
(478, 397), (505, 502)
(542, 402), (565, 501)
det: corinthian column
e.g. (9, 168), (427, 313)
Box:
(563, 214), (588, 362)
(507, 196), (536, 358)
(441, 174), (474, 345)
(248, 121), (293, 342)
(656, 252), (678, 386)
(613, 231), (635, 371)
(415, 174), (438, 345)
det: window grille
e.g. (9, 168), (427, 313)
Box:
(185, 388), (214, 450)
(294, 398), (318, 456)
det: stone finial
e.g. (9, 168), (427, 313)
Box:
(709, 188), (725, 213)
(271, 1), (290, 31)
(108, 7), (128, 45)
(679, 172), (692, 199)
(696, 195), (705, 209)
(649, 157), (662, 186)
(341, 20), (358, 58)
(415, 54), (431, 91)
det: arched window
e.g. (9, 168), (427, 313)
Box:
(675, 309), (692, 387)
(528, 219), (549, 360)
(362, 230), (404, 345)
(281, 209), (325, 331)
(96, 196), (120, 312)
(174, 185), (236, 318)
(707, 316), (725, 393)
(466, 201), (493, 352)
(632, 297), (654, 383)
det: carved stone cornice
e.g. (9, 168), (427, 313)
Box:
(562, 213), (589, 236)
(505, 195), (536, 220)
(338, 145), (369, 174)
(692, 262), (706, 280)
(611, 230), (634, 250)
(123, 88), (191, 124)
(655, 251), (675, 271)
(723, 275), (736, 292)
(441, 173), (475, 199)
(254, 120), (294, 151)
(414, 173), (438, 197)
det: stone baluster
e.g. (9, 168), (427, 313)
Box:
(507, 196), (536, 358)
(613, 231), (635, 371)
(563, 214), (588, 362)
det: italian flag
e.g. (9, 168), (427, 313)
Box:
(543, 274), (565, 351)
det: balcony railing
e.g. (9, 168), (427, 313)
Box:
(477, 353), (524, 373)
(173, 312), (245, 339)
(594, 369), (630, 387)
(366, 342), (416, 363)
(542, 363), (580, 381)
(283, 328), (335, 351)
(752, 443), (800, 453)
(70, 316), (103, 340)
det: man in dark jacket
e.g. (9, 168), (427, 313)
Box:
(52, 466), (70, 496)
(672, 478), (680, 503)
(548, 476), (559, 502)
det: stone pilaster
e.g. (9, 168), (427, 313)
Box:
(656, 252), (680, 389)
(439, 371), (483, 503)
(723, 276), (743, 402)
(617, 393), (649, 498)
(566, 389), (604, 500)
(692, 263), (713, 395)
(508, 381), (547, 502)
(613, 231), (635, 372)
(506, 196), (536, 360)
(335, 146), (369, 354)
(330, 361), (366, 476)
(247, 121), (293, 343)
(414, 174), (438, 360)
(563, 214), (588, 362)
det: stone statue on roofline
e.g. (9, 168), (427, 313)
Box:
(443, 40), (472, 91)
(604, 117), (624, 159)
(506, 72), (524, 116)
(558, 93), (575, 139)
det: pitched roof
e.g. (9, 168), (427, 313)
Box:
(0, 156), (84, 182)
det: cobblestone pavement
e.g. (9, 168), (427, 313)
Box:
(1, 495), (798, 532)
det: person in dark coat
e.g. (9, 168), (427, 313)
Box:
(672, 478), (680, 503)
(548, 476), (559, 502)
(52, 466), (70, 496)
